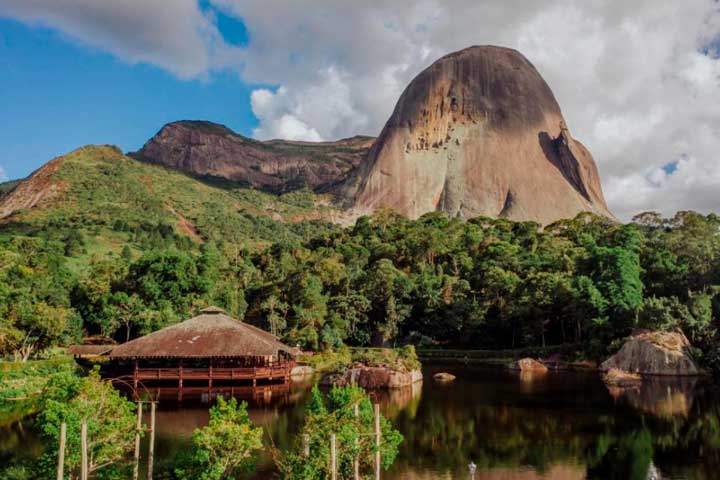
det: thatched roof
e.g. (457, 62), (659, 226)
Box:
(109, 307), (295, 359)
(68, 345), (115, 357)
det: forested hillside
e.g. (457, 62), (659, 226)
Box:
(2, 147), (720, 376)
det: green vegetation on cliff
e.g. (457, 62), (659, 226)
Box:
(1, 145), (339, 261)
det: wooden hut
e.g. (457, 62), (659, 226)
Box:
(68, 344), (115, 359)
(108, 306), (296, 390)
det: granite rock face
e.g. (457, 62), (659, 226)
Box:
(344, 46), (614, 225)
(133, 121), (373, 193)
(600, 330), (701, 376)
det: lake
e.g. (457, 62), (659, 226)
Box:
(3, 365), (720, 479)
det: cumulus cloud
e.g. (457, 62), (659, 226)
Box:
(251, 87), (323, 141)
(249, 67), (367, 141)
(0, 166), (8, 182)
(0, 0), (238, 78)
(2, 0), (720, 219)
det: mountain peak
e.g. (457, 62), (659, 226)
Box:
(344, 45), (614, 225)
(0, 145), (125, 219)
(132, 120), (372, 193)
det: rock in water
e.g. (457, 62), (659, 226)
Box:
(345, 46), (614, 225)
(433, 372), (456, 382)
(600, 330), (701, 376)
(508, 358), (549, 372)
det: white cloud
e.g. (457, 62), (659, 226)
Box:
(214, 0), (720, 220)
(251, 87), (323, 141)
(0, 0), (238, 78)
(2, 0), (720, 219)
(0, 166), (8, 182)
(250, 68), (366, 141)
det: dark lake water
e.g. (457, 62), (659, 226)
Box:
(3, 365), (720, 479)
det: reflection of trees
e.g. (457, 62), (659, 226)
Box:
(585, 393), (720, 480)
(392, 403), (590, 473)
(389, 384), (720, 480)
(0, 420), (45, 478)
(6, 376), (720, 480)
(586, 429), (653, 480)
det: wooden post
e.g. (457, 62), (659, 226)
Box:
(133, 360), (139, 394)
(330, 433), (337, 480)
(354, 403), (360, 480)
(178, 360), (183, 389)
(133, 402), (143, 480)
(302, 434), (310, 457)
(147, 402), (156, 480)
(56, 421), (66, 480)
(80, 420), (88, 480)
(374, 403), (381, 480)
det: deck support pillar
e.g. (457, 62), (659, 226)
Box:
(178, 360), (183, 389)
(133, 360), (139, 394)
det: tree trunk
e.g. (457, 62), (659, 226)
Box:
(20, 344), (34, 362)
(576, 319), (582, 343)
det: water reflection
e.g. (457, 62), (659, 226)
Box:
(3, 366), (720, 480)
(387, 366), (720, 480)
(390, 463), (585, 480)
(606, 376), (698, 418)
(517, 370), (549, 393)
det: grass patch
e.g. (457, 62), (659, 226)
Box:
(350, 346), (421, 371)
(300, 346), (422, 374)
(298, 349), (351, 373)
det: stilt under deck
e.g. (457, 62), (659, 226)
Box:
(131, 359), (295, 393)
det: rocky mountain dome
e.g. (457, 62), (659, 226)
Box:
(343, 45), (614, 225)
(132, 121), (373, 192)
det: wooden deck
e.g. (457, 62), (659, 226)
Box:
(130, 362), (294, 391)
(135, 365), (291, 381)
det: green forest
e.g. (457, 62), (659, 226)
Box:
(2, 160), (720, 374)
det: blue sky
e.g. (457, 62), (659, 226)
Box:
(0, 15), (258, 180)
(0, 1), (718, 219)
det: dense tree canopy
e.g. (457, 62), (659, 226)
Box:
(2, 209), (720, 372)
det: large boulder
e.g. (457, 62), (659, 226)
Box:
(508, 357), (549, 373)
(343, 45), (614, 225)
(321, 365), (423, 389)
(600, 330), (701, 376)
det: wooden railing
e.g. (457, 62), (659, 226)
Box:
(135, 365), (291, 381)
